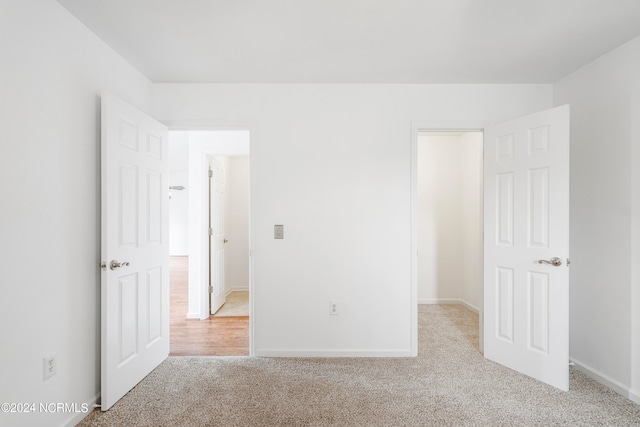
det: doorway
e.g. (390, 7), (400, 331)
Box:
(414, 130), (484, 351)
(412, 106), (571, 392)
(168, 130), (251, 356)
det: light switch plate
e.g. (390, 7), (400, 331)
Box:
(274, 225), (284, 239)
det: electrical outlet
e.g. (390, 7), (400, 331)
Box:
(329, 301), (339, 316)
(274, 225), (284, 239)
(43, 354), (57, 380)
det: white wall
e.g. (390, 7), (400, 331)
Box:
(152, 84), (552, 356)
(418, 135), (462, 302)
(169, 132), (190, 256)
(460, 132), (483, 309)
(0, 1), (152, 426)
(169, 170), (189, 255)
(417, 133), (482, 310)
(225, 156), (251, 292)
(554, 34), (640, 403)
(633, 95), (640, 404)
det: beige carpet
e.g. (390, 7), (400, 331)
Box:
(212, 291), (249, 316)
(78, 305), (640, 426)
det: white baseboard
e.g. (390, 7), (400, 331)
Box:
(459, 300), (479, 313)
(419, 298), (459, 305)
(255, 349), (413, 357)
(226, 287), (249, 295)
(186, 312), (201, 319)
(570, 357), (639, 404)
(418, 298), (479, 313)
(61, 392), (99, 427)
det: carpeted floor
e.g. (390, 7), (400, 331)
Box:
(78, 305), (640, 426)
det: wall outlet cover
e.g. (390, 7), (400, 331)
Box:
(329, 301), (339, 316)
(43, 354), (57, 380)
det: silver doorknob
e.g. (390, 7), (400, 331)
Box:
(537, 257), (562, 267)
(110, 260), (130, 270)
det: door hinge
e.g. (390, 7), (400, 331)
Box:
(208, 285), (213, 293)
(208, 227), (213, 236)
(208, 170), (213, 178)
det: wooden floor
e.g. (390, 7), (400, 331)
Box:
(170, 256), (249, 356)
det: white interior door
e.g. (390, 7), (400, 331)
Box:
(483, 105), (570, 391)
(210, 157), (227, 314)
(101, 92), (169, 410)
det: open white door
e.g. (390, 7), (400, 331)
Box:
(484, 105), (570, 391)
(209, 157), (227, 314)
(101, 93), (169, 410)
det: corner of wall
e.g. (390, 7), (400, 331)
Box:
(554, 34), (640, 399)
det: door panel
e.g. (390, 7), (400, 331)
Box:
(496, 267), (514, 342)
(496, 172), (514, 245)
(484, 105), (570, 391)
(101, 93), (169, 410)
(528, 167), (549, 247)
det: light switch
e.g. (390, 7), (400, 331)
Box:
(274, 225), (284, 239)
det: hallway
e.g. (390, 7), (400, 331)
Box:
(169, 256), (249, 356)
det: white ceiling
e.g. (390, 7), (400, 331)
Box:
(57, 0), (640, 84)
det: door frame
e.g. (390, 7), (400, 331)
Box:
(410, 121), (491, 355)
(164, 121), (255, 357)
